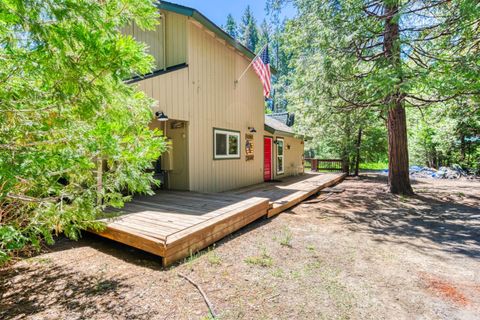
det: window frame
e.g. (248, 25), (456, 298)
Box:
(213, 128), (241, 160)
(276, 137), (285, 174)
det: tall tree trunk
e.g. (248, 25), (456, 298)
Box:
(354, 127), (362, 176)
(387, 103), (413, 194)
(384, 1), (414, 195)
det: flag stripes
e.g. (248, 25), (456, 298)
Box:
(252, 45), (271, 98)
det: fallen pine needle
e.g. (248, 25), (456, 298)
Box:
(178, 273), (218, 318)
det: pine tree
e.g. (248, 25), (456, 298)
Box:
(224, 14), (238, 39)
(282, 0), (479, 194)
(239, 6), (259, 52)
(258, 19), (271, 49)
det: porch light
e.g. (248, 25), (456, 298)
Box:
(248, 127), (257, 133)
(155, 111), (169, 122)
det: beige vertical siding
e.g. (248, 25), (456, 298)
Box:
(186, 20), (265, 192)
(134, 18), (304, 192)
(121, 11), (187, 70)
(165, 11), (187, 67)
(121, 20), (164, 70)
(135, 68), (190, 120)
(269, 135), (305, 180)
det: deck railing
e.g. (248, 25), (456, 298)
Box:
(305, 158), (347, 172)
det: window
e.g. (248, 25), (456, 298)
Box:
(214, 129), (240, 159)
(276, 138), (284, 174)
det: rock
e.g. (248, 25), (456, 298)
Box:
(410, 165), (476, 179)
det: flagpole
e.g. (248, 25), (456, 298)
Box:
(235, 43), (268, 85)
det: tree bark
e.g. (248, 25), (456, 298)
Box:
(384, 1), (414, 195)
(354, 128), (362, 176)
(387, 103), (413, 194)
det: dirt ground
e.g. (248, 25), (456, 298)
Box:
(1, 174), (479, 320)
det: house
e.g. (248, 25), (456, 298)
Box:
(265, 113), (305, 180)
(90, 2), (348, 266)
(123, 1), (305, 193)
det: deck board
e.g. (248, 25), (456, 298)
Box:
(90, 172), (346, 266)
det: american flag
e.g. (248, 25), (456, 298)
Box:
(252, 45), (271, 98)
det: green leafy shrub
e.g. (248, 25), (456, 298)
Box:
(0, 0), (166, 264)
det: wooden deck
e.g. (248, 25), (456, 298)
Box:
(91, 172), (346, 266)
(232, 172), (346, 218)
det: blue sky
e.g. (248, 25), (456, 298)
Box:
(168, 0), (296, 27)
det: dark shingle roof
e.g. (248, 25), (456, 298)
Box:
(264, 115), (294, 135)
(267, 112), (289, 125)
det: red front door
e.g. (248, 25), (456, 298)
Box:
(264, 137), (273, 181)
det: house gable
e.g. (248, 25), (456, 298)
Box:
(124, 2), (300, 193)
(121, 10), (187, 71)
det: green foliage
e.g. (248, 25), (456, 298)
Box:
(258, 19), (271, 50)
(274, 226), (293, 247)
(265, 1), (295, 112)
(0, 0), (166, 263)
(359, 162), (389, 171)
(224, 13), (238, 39)
(207, 250), (222, 266)
(409, 101), (480, 172)
(225, 5), (289, 112)
(239, 5), (259, 52)
(272, 0), (479, 174)
(244, 247), (274, 267)
(301, 109), (388, 171)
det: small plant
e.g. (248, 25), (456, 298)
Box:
(245, 247), (273, 267)
(207, 250), (222, 266)
(306, 260), (323, 271)
(278, 227), (293, 248)
(306, 244), (316, 251)
(271, 267), (285, 278)
(290, 270), (301, 279)
(200, 313), (216, 320)
(185, 249), (202, 267)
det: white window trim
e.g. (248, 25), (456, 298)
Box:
(276, 137), (285, 174)
(214, 129), (241, 159)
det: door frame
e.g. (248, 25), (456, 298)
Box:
(264, 136), (274, 182)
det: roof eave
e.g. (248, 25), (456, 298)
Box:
(264, 124), (275, 134)
(264, 125), (305, 139)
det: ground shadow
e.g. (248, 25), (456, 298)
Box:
(29, 214), (273, 271)
(44, 234), (165, 269)
(320, 175), (480, 259)
(0, 259), (140, 319)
